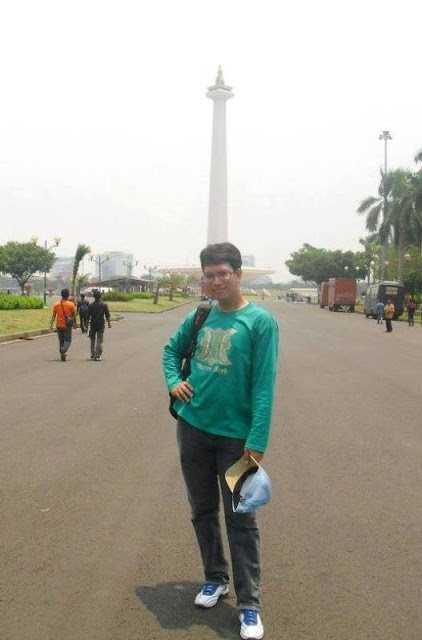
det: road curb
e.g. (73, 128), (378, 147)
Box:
(111, 299), (195, 314)
(0, 329), (54, 344)
(0, 315), (125, 345)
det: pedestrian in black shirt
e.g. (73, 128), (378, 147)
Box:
(88, 290), (111, 361)
(77, 293), (90, 333)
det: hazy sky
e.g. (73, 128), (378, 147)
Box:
(1, 0), (421, 280)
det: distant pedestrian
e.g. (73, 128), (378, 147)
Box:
(88, 290), (111, 361)
(384, 300), (395, 333)
(77, 293), (90, 333)
(376, 300), (385, 324)
(50, 288), (76, 361)
(407, 298), (417, 327)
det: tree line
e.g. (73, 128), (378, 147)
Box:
(0, 240), (90, 296)
(286, 148), (422, 293)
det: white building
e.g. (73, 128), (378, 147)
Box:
(50, 257), (74, 279)
(242, 254), (256, 268)
(97, 252), (134, 280)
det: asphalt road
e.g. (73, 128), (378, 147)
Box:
(1, 302), (421, 640)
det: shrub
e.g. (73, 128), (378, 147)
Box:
(102, 291), (133, 302)
(102, 291), (154, 302)
(131, 292), (153, 300)
(0, 294), (44, 310)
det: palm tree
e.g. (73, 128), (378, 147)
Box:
(153, 275), (169, 305)
(389, 169), (422, 279)
(358, 167), (422, 281)
(76, 273), (90, 296)
(357, 170), (395, 279)
(413, 151), (422, 235)
(167, 273), (185, 301)
(389, 170), (414, 280)
(71, 244), (91, 297)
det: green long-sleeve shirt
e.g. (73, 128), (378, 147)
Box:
(162, 302), (279, 452)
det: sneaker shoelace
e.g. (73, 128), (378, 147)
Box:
(242, 609), (258, 626)
(202, 583), (218, 595)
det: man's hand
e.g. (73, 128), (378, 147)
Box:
(170, 381), (194, 402)
(243, 449), (264, 464)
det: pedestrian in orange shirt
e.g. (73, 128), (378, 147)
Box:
(50, 288), (76, 361)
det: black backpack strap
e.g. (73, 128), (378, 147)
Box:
(169, 302), (211, 420)
(184, 302), (212, 360)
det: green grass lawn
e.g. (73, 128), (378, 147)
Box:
(0, 308), (51, 336)
(107, 296), (194, 313)
(0, 308), (125, 337)
(0, 299), (189, 337)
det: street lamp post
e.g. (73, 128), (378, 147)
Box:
(90, 254), (110, 284)
(44, 238), (61, 305)
(379, 130), (393, 280)
(143, 265), (158, 293)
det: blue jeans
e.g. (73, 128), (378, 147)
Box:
(57, 327), (72, 354)
(177, 418), (261, 611)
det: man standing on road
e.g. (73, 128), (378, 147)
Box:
(88, 290), (111, 361)
(50, 288), (76, 361)
(376, 300), (384, 325)
(162, 243), (279, 640)
(407, 298), (417, 327)
(77, 293), (90, 333)
(384, 299), (395, 333)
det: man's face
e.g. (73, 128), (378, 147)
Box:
(202, 263), (241, 302)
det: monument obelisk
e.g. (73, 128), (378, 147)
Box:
(206, 66), (234, 244)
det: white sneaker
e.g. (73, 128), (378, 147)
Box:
(239, 609), (264, 639)
(194, 582), (229, 608)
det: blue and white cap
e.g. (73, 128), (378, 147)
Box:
(225, 456), (272, 513)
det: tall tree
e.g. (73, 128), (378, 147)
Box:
(357, 170), (395, 279)
(285, 244), (367, 285)
(71, 244), (91, 297)
(167, 273), (185, 301)
(0, 241), (55, 294)
(76, 273), (90, 295)
(388, 170), (421, 280)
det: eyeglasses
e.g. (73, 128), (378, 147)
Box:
(202, 269), (235, 283)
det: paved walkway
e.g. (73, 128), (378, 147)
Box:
(1, 302), (421, 639)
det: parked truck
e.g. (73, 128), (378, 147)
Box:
(319, 281), (329, 308)
(364, 281), (405, 319)
(328, 278), (357, 312)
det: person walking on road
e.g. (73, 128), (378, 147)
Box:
(384, 300), (395, 333)
(50, 288), (76, 361)
(162, 242), (279, 640)
(88, 290), (111, 361)
(407, 298), (417, 327)
(77, 293), (90, 333)
(376, 300), (384, 325)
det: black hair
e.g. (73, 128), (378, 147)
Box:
(200, 243), (242, 271)
(61, 288), (70, 299)
(93, 289), (102, 299)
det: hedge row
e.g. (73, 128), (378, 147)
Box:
(102, 291), (153, 302)
(0, 294), (44, 309)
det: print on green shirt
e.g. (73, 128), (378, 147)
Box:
(162, 303), (279, 452)
(195, 327), (237, 369)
